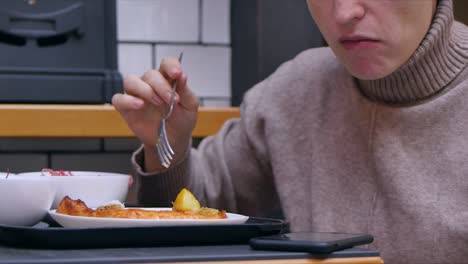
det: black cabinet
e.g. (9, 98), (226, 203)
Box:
(231, 0), (324, 106)
(0, 0), (121, 103)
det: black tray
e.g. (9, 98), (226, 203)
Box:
(0, 217), (288, 249)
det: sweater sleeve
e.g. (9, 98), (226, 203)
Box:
(131, 77), (281, 217)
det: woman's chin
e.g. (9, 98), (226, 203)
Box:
(353, 72), (386, 81)
(339, 54), (401, 81)
(347, 65), (394, 81)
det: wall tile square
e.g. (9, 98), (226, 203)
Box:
(118, 44), (153, 77)
(104, 138), (142, 152)
(117, 0), (154, 41)
(117, 0), (199, 42)
(202, 0), (230, 44)
(51, 153), (134, 175)
(0, 154), (48, 173)
(0, 139), (100, 152)
(155, 45), (231, 98)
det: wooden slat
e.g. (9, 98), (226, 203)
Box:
(0, 104), (240, 138)
(194, 106), (240, 137)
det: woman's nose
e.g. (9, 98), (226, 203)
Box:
(333, 0), (365, 25)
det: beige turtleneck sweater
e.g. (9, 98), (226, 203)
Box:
(132, 0), (468, 263)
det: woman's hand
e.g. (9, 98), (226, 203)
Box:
(112, 56), (199, 172)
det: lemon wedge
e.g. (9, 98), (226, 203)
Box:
(172, 188), (201, 212)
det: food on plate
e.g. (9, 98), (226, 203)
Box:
(42, 168), (73, 176)
(96, 200), (125, 211)
(172, 188), (201, 212)
(56, 189), (227, 219)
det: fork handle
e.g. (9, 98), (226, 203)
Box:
(165, 52), (184, 120)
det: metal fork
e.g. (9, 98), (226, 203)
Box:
(156, 52), (183, 168)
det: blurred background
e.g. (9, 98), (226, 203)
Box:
(0, 0), (466, 190)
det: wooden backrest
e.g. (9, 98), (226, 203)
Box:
(0, 104), (240, 138)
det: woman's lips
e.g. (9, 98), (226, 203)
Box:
(339, 37), (380, 50)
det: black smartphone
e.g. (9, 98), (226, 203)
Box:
(249, 232), (374, 254)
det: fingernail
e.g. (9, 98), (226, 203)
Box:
(181, 73), (188, 85)
(171, 68), (181, 78)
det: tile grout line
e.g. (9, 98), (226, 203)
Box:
(199, 0), (203, 44)
(152, 43), (157, 69)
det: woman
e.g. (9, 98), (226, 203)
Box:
(112, 0), (468, 262)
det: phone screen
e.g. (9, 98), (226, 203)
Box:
(250, 232), (374, 254)
(266, 232), (366, 242)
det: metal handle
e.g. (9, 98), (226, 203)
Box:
(0, 2), (84, 39)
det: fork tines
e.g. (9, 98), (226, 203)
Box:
(157, 121), (174, 168)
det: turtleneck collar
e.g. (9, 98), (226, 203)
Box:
(358, 0), (468, 104)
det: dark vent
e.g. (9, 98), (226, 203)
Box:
(0, 0), (122, 103)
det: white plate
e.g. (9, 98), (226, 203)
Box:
(49, 208), (249, 228)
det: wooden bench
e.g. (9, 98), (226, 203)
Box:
(0, 104), (240, 138)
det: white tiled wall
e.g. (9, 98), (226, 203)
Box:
(202, 0), (230, 44)
(155, 45), (230, 99)
(118, 44), (152, 77)
(117, 0), (199, 42)
(117, 0), (231, 106)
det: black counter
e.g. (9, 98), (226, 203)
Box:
(0, 245), (379, 264)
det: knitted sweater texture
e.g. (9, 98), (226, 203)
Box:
(132, 1), (468, 262)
